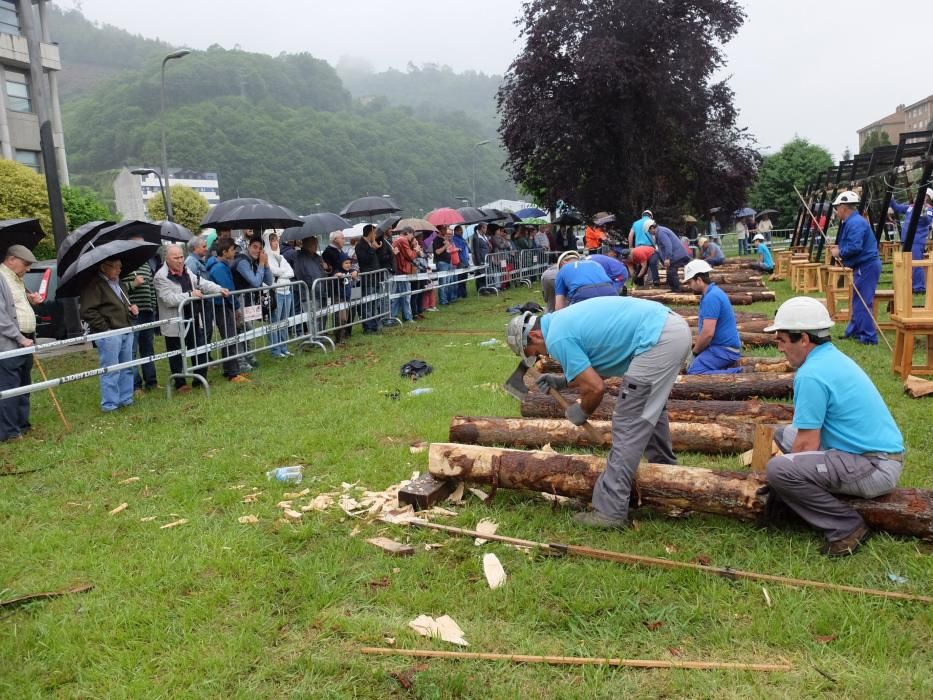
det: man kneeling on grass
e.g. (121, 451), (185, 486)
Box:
(763, 297), (904, 557)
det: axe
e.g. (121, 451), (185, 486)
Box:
(503, 361), (604, 443)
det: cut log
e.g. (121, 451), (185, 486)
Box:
(449, 416), (755, 453)
(905, 375), (933, 398)
(428, 443), (933, 541)
(740, 332), (777, 348)
(522, 372), (793, 401)
(630, 290), (775, 305)
(536, 355), (788, 374)
(520, 393), (794, 424)
(685, 317), (773, 333)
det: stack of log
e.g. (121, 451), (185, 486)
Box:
(634, 266), (775, 305)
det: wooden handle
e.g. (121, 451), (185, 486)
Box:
(528, 367), (604, 443)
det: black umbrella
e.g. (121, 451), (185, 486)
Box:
(155, 220), (194, 242)
(95, 220), (163, 246)
(58, 240), (161, 298)
(376, 215), (402, 235)
(553, 210), (584, 226)
(479, 207), (508, 221)
(57, 220), (115, 275)
(206, 200), (303, 231)
(0, 218), (46, 257)
(456, 207), (493, 225)
(200, 197), (268, 229)
(756, 209), (779, 219)
(281, 213), (352, 243)
(339, 196), (402, 218)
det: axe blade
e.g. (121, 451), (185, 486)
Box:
(502, 361), (530, 400)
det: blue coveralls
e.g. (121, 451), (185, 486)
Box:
(837, 211), (881, 345)
(687, 283), (743, 374)
(890, 198), (931, 292)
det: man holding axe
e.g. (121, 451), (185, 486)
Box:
(505, 297), (691, 529)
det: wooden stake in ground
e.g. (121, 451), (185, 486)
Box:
(361, 647), (793, 672)
(750, 425), (777, 474)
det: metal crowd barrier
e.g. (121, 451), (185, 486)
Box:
(388, 264), (487, 313)
(308, 269), (392, 341)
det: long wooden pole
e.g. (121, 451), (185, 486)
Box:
(32, 356), (70, 432)
(401, 520), (933, 604)
(360, 647), (793, 672)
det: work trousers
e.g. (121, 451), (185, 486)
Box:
(0, 352), (32, 440)
(844, 258), (881, 345)
(665, 259), (689, 292)
(687, 345), (742, 375)
(766, 426), (902, 542)
(131, 309), (158, 389)
(96, 333), (134, 412)
(591, 314), (692, 520)
(912, 229), (929, 292)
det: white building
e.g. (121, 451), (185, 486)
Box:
(114, 166), (221, 220)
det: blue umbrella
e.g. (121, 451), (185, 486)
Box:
(515, 206), (547, 219)
(735, 207), (756, 218)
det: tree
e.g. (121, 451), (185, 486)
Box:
(147, 185), (210, 232)
(747, 138), (833, 229)
(0, 159), (54, 259)
(62, 185), (112, 229)
(497, 0), (759, 220)
(859, 130), (891, 154)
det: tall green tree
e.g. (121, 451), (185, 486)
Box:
(0, 160), (54, 258)
(747, 138), (833, 229)
(497, 0), (759, 220)
(859, 130), (891, 154)
(147, 185), (210, 232)
(62, 185), (113, 229)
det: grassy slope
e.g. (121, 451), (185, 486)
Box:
(1, 279), (931, 698)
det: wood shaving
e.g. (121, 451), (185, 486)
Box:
(483, 553), (507, 589)
(276, 500), (293, 509)
(409, 442), (427, 454)
(119, 477), (140, 484)
(139, 516), (157, 522)
(284, 488), (310, 499)
(408, 614), (468, 647)
(108, 502), (128, 516)
(447, 482), (465, 504)
(242, 491), (262, 504)
(283, 509), (303, 522)
(301, 494), (335, 512)
(468, 487), (490, 502)
(238, 515), (259, 525)
(540, 442), (556, 453)
(474, 519), (498, 545)
(159, 519), (188, 529)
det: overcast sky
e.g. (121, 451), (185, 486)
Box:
(62, 0), (929, 161)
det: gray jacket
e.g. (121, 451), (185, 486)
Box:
(153, 264), (223, 338)
(0, 272), (27, 351)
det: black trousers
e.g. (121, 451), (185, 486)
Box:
(0, 352), (32, 440)
(165, 321), (207, 388)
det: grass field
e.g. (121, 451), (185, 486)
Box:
(2, 274), (931, 698)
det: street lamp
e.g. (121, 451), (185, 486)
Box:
(455, 196), (472, 207)
(131, 168), (166, 220)
(160, 49), (191, 222)
(471, 140), (490, 208)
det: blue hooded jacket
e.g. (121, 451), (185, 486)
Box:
(205, 255), (240, 309)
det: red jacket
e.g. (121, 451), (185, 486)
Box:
(394, 235), (417, 274)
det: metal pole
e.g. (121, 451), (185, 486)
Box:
(160, 50), (191, 222)
(17, 0), (67, 249)
(472, 140), (490, 208)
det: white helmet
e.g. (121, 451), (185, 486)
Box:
(644, 219), (657, 231)
(683, 259), (713, 282)
(506, 311), (539, 367)
(926, 188), (933, 201)
(763, 297), (835, 335)
(832, 191), (859, 206)
(697, 236), (709, 247)
(557, 250), (581, 266)
(642, 209), (653, 218)
(752, 233), (765, 242)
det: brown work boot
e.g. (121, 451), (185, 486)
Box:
(821, 524), (871, 557)
(573, 510), (630, 531)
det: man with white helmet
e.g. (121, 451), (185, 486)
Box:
(829, 190), (881, 344)
(764, 297), (904, 557)
(683, 260), (742, 374)
(506, 297), (691, 529)
(749, 233), (773, 273)
(889, 188), (932, 293)
(553, 250), (617, 309)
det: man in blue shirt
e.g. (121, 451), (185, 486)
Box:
(588, 253), (628, 293)
(750, 233), (774, 272)
(506, 297), (692, 529)
(648, 220), (692, 291)
(890, 188), (932, 293)
(628, 209), (655, 249)
(553, 251), (617, 309)
(829, 191), (882, 345)
(764, 297), (904, 556)
(683, 260), (742, 374)
(698, 236), (725, 266)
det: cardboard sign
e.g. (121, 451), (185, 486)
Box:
(242, 305), (262, 322)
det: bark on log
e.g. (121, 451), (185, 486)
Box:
(449, 416), (755, 453)
(673, 309), (769, 322)
(685, 317), (773, 333)
(536, 355), (787, 374)
(740, 332), (777, 348)
(630, 290), (775, 305)
(522, 372), (793, 401)
(520, 393), (794, 424)
(428, 443), (933, 541)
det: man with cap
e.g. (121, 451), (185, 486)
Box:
(628, 209), (654, 249)
(829, 191), (881, 345)
(763, 297), (904, 556)
(698, 236), (725, 266)
(553, 251), (617, 309)
(0, 245), (41, 440)
(507, 297), (691, 528)
(647, 220), (691, 292)
(889, 188), (932, 293)
(750, 232), (774, 273)
(683, 260), (742, 374)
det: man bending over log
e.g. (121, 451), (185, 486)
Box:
(764, 297), (904, 557)
(683, 260), (742, 374)
(506, 297), (691, 529)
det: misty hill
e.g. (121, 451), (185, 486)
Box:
(62, 45), (516, 214)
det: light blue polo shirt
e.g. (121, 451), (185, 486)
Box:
(757, 242), (774, 269)
(631, 216), (653, 247)
(792, 343), (903, 454)
(540, 297), (670, 381)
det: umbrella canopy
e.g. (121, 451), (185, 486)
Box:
(682, 215), (698, 223)
(96, 220), (163, 246)
(756, 209), (778, 219)
(377, 215), (402, 234)
(426, 208), (465, 226)
(519, 217), (549, 226)
(594, 214), (616, 226)
(200, 197), (268, 228)
(394, 218), (437, 234)
(339, 196), (402, 219)
(708, 207), (722, 215)
(155, 220), (194, 242)
(281, 213), (352, 243)
(515, 206), (547, 219)
(553, 210), (584, 226)
(58, 240), (161, 297)
(205, 200), (303, 231)
(480, 207), (509, 221)
(342, 222), (371, 240)
(57, 220), (116, 275)
(0, 218), (46, 257)
(456, 207), (493, 225)
(735, 207), (756, 218)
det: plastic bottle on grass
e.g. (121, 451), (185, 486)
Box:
(479, 338), (499, 347)
(408, 387), (434, 396)
(266, 465), (303, 483)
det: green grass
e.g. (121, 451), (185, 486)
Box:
(2, 281), (931, 698)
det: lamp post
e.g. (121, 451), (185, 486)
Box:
(131, 168), (166, 220)
(471, 140), (490, 209)
(160, 49), (191, 222)
(456, 196), (472, 207)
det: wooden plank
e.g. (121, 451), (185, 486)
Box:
(750, 425), (777, 473)
(367, 537), (415, 557)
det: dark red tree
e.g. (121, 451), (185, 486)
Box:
(498, 0), (760, 220)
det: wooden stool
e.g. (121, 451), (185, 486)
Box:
(890, 252), (933, 379)
(872, 290), (896, 331)
(773, 251), (792, 279)
(795, 263), (823, 293)
(879, 241), (899, 263)
(821, 266), (852, 321)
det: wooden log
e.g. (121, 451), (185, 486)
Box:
(537, 354), (787, 374)
(520, 393), (794, 424)
(741, 332), (777, 348)
(522, 373), (793, 401)
(428, 443), (933, 541)
(630, 290), (775, 305)
(685, 317), (773, 333)
(449, 416), (755, 453)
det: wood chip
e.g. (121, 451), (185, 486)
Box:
(301, 494), (334, 512)
(367, 537), (414, 557)
(429, 507), (458, 518)
(468, 487), (490, 502)
(242, 491), (262, 503)
(119, 477), (140, 484)
(349, 525), (361, 537)
(238, 515), (259, 524)
(905, 375), (933, 398)
(139, 516), (157, 522)
(108, 502), (128, 516)
(483, 553), (507, 590)
(283, 509), (303, 522)
(159, 518), (188, 529)
(276, 500), (293, 509)
(408, 614), (468, 646)
(474, 518), (498, 545)
(409, 441), (428, 454)
(540, 442), (556, 453)
(283, 488), (310, 499)
(447, 482), (465, 504)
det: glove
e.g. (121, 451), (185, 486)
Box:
(535, 373), (568, 393)
(565, 402), (590, 426)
